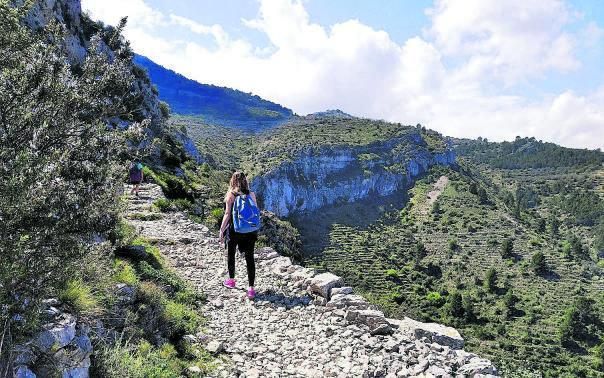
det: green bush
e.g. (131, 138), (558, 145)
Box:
(113, 219), (137, 247)
(153, 198), (172, 212)
(530, 251), (546, 274)
(484, 268), (498, 293)
(128, 212), (163, 221)
(385, 269), (399, 278)
(448, 238), (459, 251)
(448, 292), (464, 318)
(501, 238), (513, 259)
(0, 3), (134, 337)
(91, 339), (214, 378)
(426, 291), (444, 307)
(163, 300), (201, 337)
(143, 168), (191, 199)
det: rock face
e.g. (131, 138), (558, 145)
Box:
(20, 0), (87, 65)
(14, 309), (92, 378)
(123, 183), (499, 377)
(253, 132), (456, 217)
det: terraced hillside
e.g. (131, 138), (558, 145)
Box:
(299, 136), (604, 375)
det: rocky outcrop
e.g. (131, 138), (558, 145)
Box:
(19, 0), (88, 65)
(13, 302), (92, 378)
(253, 132), (456, 217)
(16, 0), (202, 161)
(125, 183), (499, 377)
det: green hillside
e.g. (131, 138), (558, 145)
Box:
(298, 139), (604, 376)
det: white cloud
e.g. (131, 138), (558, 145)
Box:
(82, 0), (165, 28)
(169, 15), (230, 47)
(82, 0), (604, 150)
(426, 0), (580, 84)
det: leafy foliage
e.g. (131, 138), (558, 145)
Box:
(0, 3), (138, 343)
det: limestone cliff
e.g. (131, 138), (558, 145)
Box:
(253, 130), (456, 217)
(16, 0), (201, 162)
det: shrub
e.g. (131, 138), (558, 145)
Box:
(112, 219), (137, 247)
(426, 291), (443, 306)
(448, 238), (459, 252)
(477, 187), (489, 205)
(163, 300), (201, 337)
(448, 292), (464, 318)
(0, 3), (135, 338)
(414, 242), (427, 264)
(128, 212), (162, 221)
(91, 339), (215, 378)
(258, 211), (303, 261)
(172, 198), (194, 211)
(385, 269), (399, 279)
(501, 238), (513, 259)
(159, 101), (171, 119)
(114, 260), (139, 286)
(153, 198), (172, 212)
(560, 297), (599, 346)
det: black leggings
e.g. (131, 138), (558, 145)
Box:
(227, 232), (257, 287)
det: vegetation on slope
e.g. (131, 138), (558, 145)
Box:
(0, 3), (215, 375)
(0, 2), (135, 350)
(183, 114), (448, 177)
(88, 221), (214, 376)
(454, 136), (603, 169)
(304, 159), (604, 376)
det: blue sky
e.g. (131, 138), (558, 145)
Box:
(83, 0), (604, 149)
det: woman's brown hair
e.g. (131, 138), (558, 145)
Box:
(226, 171), (250, 199)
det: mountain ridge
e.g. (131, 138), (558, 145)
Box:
(133, 54), (294, 131)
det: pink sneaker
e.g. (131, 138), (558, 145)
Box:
(223, 278), (236, 289)
(247, 287), (256, 299)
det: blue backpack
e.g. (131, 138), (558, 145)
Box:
(232, 194), (261, 233)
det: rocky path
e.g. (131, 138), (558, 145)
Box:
(126, 184), (498, 378)
(426, 176), (449, 206)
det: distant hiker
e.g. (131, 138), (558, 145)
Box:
(219, 171), (261, 299)
(129, 160), (144, 197)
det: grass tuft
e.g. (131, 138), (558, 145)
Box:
(60, 279), (98, 314)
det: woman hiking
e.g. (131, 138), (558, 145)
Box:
(129, 159), (144, 197)
(219, 171), (261, 299)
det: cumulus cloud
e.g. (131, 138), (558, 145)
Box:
(426, 0), (580, 84)
(82, 0), (604, 150)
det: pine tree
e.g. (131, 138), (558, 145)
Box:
(501, 238), (513, 259)
(485, 268), (498, 293)
(531, 251), (547, 274)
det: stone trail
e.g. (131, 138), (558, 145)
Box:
(127, 183), (499, 378)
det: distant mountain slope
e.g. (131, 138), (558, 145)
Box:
(453, 136), (604, 169)
(133, 54), (293, 130)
